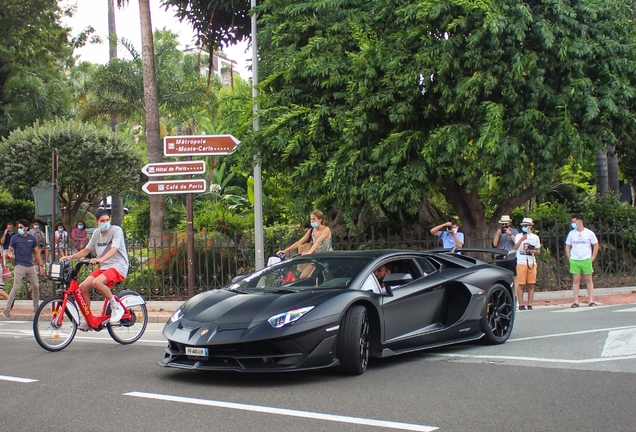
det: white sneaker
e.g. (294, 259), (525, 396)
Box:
(109, 300), (124, 325)
(78, 320), (92, 332)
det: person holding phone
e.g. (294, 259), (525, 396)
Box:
(493, 215), (519, 286)
(431, 219), (464, 249)
(513, 218), (541, 310)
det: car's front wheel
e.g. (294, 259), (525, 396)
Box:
(337, 305), (370, 375)
(480, 284), (514, 344)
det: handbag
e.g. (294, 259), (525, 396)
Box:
(2, 266), (11, 280)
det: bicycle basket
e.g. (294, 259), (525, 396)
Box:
(48, 261), (70, 282)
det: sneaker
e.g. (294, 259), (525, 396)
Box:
(2, 309), (10, 319)
(519, 305), (526, 310)
(527, 305), (533, 310)
(109, 300), (124, 325)
(78, 320), (92, 332)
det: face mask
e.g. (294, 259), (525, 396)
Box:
(33, 225), (39, 229)
(521, 226), (529, 233)
(571, 222), (577, 229)
(99, 222), (111, 231)
(310, 222), (319, 228)
(58, 227), (63, 231)
(78, 225), (84, 229)
(452, 227), (458, 233)
(18, 228), (25, 235)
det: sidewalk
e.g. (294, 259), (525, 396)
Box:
(0, 299), (184, 323)
(1, 287), (636, 322)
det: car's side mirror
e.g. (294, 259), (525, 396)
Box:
(382, 273), (413, 295)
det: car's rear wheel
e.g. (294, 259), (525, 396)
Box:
(481, 284), (514, 344)
(338, 305), (370, 375)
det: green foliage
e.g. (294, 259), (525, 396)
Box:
(523, 202), (573, 226)
(0, 1), (92, 136)
(122, 199), (184, 242)
(585, 192), (636, 228)
(193, 200), (254, 235)
(254, 0), (636, 233)
(161, 0), (251, 55)
(0, 119), (142, 229)
(0, 192), (35, 225)
(81, 29), (219, 135)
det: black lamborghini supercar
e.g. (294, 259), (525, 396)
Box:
(159, 249), (515, 375)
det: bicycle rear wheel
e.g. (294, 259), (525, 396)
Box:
(107, 302), (148, 344)
(33, 295), (77, 352)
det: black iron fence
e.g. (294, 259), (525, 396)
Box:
(7, 220), (636, 301)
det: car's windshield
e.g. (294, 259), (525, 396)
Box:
(228, 257), (372, 292)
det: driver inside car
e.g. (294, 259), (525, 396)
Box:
(374, 264), (392, 292)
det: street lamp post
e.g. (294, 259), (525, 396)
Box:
(252, 0), (265, 269)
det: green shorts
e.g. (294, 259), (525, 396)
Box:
(569, 258), (593, 275)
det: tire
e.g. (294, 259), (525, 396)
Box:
(107, 297), (148, 345)
(480, 284), (514, 344)
(337, 305), (370, 375)
(33, 295), (77, 352)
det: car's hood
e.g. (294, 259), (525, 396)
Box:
(180, 289), (337, 326)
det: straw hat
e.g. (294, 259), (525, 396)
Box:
(521, 217), (534, 225)
(498, 215), (512, 224)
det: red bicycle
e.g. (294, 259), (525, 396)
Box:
(33, 260), (148, 352)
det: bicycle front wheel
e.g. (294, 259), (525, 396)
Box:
(107, 303), (148, 344)
(33, 295), (77, 352)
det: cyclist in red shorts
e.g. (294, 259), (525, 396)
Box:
(60, 209), (128, 331)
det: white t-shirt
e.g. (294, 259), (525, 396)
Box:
(515, 232), (540, 265)
(565, 228), (598, 260)
(86, 225), (129, 277)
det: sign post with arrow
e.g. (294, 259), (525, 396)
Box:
(143, 134), (239, 298)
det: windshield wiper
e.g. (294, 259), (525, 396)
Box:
(266, 288), (299, 294)
(225, 287), (250, 294)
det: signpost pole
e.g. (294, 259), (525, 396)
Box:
(51, 149), (58, 265)
(184, 127), (196, 298)
(252, 0), (265, 270)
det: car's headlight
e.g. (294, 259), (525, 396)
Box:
(169, 309), (183, 323)
(268, 306), (314, 328)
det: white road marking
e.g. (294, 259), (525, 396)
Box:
(614, 307), (636, 313)
(508, 325), (636, 343)
(430, 352), (636, 364)
(602, 328), (636, 357)
(0, 374), (38, 383)
(0, 330), (32, 336)
(124, 391), (438, 432)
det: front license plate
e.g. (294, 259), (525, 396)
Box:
(186, 347), (208, 357)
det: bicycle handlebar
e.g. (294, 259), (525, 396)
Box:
(57, 259), (94, 279)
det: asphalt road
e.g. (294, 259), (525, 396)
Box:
(1, 304), (635, 432)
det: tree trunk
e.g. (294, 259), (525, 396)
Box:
(595, 148), (608, 195)
(107, 0), (117, 59)
(108, 0), (124, 226)
(607, 145), (619, 193)
(417, 196), (442, 225)
(440, 180), (535, 248)
(139, 0), (165, 245)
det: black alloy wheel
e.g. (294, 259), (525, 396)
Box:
(338, 305), (370, 375)
(481, 284), (514, 344)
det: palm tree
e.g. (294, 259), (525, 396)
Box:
(107, 0), (126, 226)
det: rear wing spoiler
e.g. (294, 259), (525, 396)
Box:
(429, 247), (515, 263)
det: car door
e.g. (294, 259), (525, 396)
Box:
(381, 257), (446, 345)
